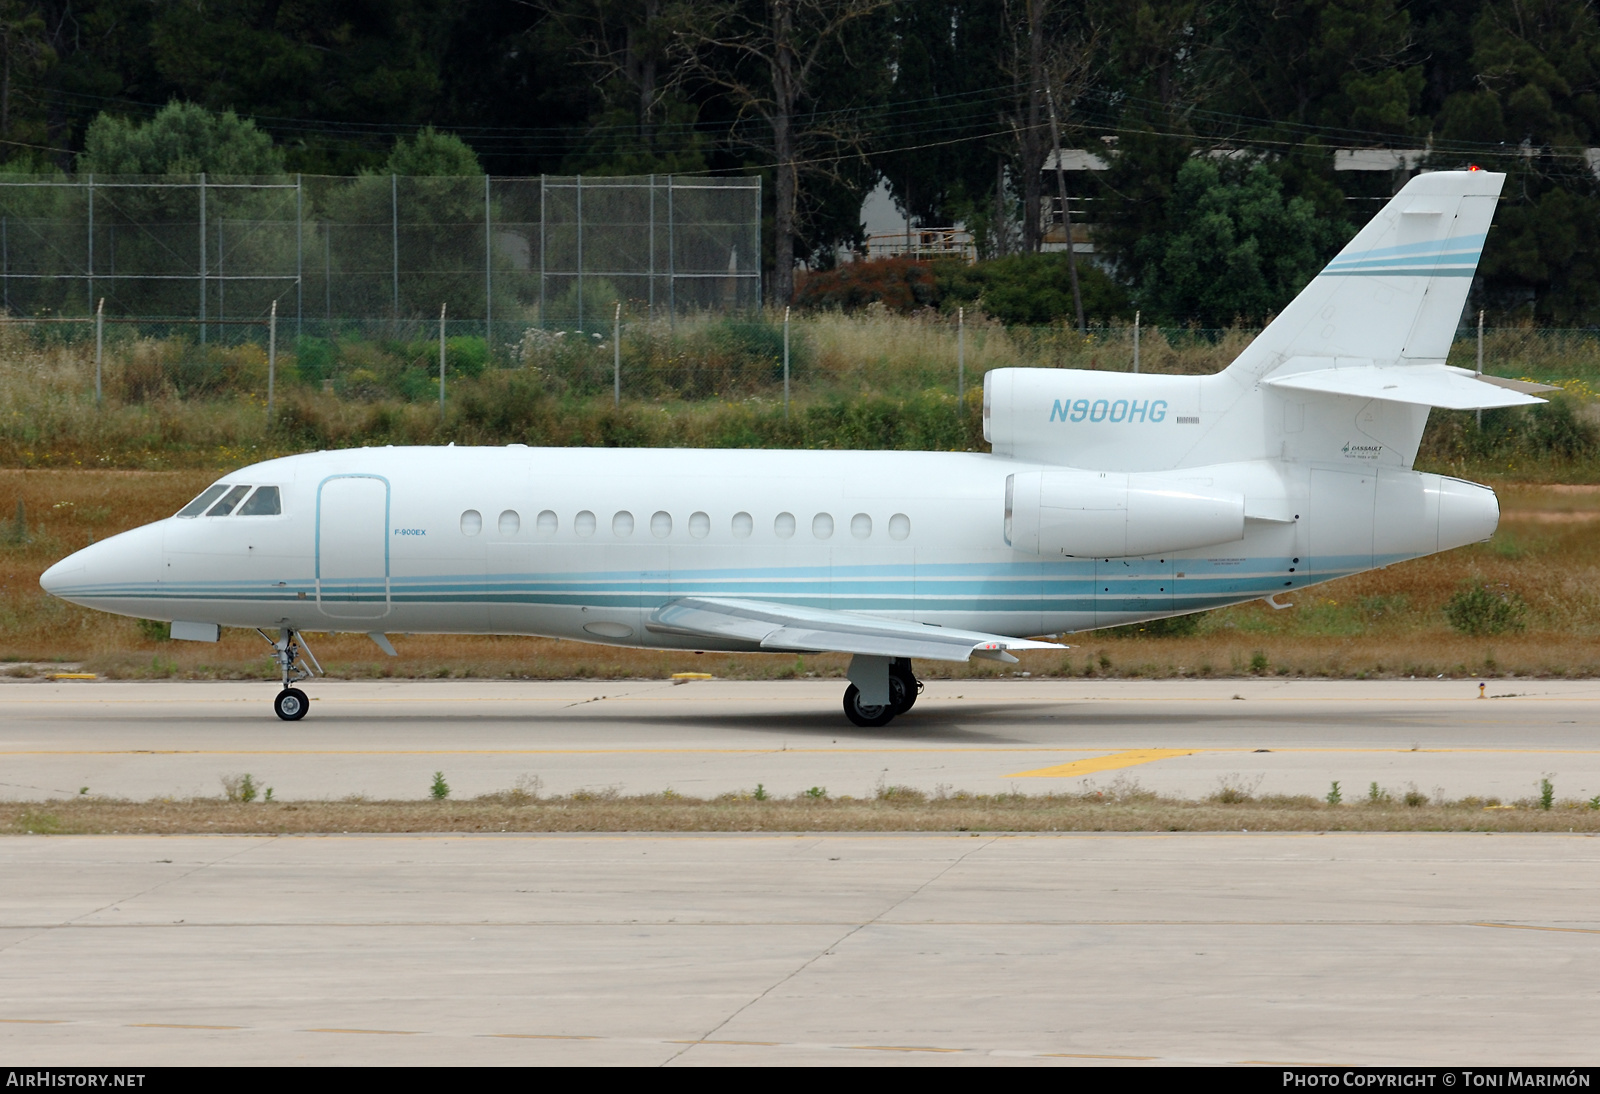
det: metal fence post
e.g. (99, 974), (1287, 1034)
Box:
(484, 173), (492, 346)
(391, 174), (400, 330)
(439, 302), (447, 418)
(957, 307), (965, 406)
(1476, 309), (1484, 429)
(576, 174), (584, 331)
(198, 172), (207, 345)
(613, 302), (621, 408)
(667, 176), (675, 328)
(94, 297), (103, 405)
(86, 173), (94, 312)
(648, 174), (656, 321)
(1133, 310), (1140, 373)
(538, 174), (546, 328)
(267, 299), (277, 421)
(295, 174), (304, 341)
(783, 305), (790, 420)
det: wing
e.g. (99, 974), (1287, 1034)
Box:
(646, 596), (1064, 664)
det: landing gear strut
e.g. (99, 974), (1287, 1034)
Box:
(258, 627), (322, 721)
(842, 658), (922, 728)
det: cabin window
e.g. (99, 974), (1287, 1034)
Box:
(536, 510), (558, 535)
(812, 513), (834, 539)
(206, 485), (251, 517)
(731, 512), (753, 538)
(889, 513), (911, 540)
(651, 511), (672, 538)
(460, 510), (483, 536)
(774, 512), (796, 539)
(237, 486), (282, 516)
(575, 510), (596, 537)
(499, 510), (520, 536)
(689, 511), (710, 538)
(176, 485), (230, 518)
(613, 511), (634, 537)
(851, 513), (872, 539)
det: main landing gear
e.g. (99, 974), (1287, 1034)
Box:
(842, 657), (922, 728)
(257, 627), (322, 721)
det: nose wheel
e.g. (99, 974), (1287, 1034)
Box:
(274, 687), (309, 721)
(258, 627), (322, 720)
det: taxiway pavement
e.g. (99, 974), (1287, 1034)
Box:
(1, 678), (1596, 803)
(1, 831), (1597, 1065)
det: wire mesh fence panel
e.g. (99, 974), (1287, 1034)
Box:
(0, 174), (762, 348)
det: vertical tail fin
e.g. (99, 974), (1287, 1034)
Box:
(1224, 169), (1505, 386)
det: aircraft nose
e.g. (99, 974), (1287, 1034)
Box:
(39, 550), (88, 596)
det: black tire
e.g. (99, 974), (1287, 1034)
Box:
(843, 680), (901, 728)
(274, 687), (309, 721)
(890, 661), (921, 714)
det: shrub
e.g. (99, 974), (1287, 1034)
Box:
(795, 257), (939, 313)
(1443, 584), (1529, 636)
(295, 337), (336, 385)
(936, 253), (1131, 324)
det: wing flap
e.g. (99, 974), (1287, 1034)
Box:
(1262, 363), (1545, 409)
(647, 596), (1063, 663)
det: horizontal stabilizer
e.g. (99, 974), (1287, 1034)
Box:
(1262, 363), (1546, 409)
(647, 596), (1062, 663)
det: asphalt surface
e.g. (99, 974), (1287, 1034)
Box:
(4, 679), (1598, 1065)
(1, 677), (1597, 803)
(2, 831), (1597, 1065)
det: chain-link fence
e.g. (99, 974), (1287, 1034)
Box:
(0, 174), (761, 339)
(6, 310), (1595, 417)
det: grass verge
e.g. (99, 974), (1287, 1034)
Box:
(8, 789), (1600, 835)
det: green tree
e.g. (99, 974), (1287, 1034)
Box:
(1433, 0), (1600, 322)
(1133, 159), (1347, 327)
(78, 100), (283, 175)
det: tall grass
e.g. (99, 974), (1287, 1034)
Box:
(0, 313), (1595, 476)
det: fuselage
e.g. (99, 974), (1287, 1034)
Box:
(39, 444), (1500, 650)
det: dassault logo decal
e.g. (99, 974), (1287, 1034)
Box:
(1050, 398), (1169, 424)
(1342, 441), (1382, 460)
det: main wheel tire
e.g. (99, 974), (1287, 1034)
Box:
(890, 662), (921, 714)
(842, 683), (897, 728)
(274, 687), (309, 721)
(844, 678), (908, 729)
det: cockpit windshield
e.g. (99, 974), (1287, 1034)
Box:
(176, 484), (230, 518)
(237, 486), (281, 515)
(175, 483), (284, 518)
(206, 485), (251, 516)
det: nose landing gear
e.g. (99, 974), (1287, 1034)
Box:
(257, 627), (322, 721)
(842, 658), (922, 728)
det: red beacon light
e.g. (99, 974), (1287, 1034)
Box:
(1467, 164), (1482, 171)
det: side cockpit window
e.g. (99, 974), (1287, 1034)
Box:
(237, 486), (281, 516)
(206, 485), (252, 516)
(176, 484), (230, 518)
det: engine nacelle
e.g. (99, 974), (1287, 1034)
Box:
(1005, 470), (1246, 558)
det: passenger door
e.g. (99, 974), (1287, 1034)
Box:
(317, 475), (391, 620)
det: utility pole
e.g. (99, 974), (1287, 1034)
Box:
(1044, 82), (1085, 334)
(783, 305), (791, 421)
(613, 302), (621, 408)
(1133, 310), (1140, 373)
(439, 303), (447, 419)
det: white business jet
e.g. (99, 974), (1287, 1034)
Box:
(41, 169), (1551, 725)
